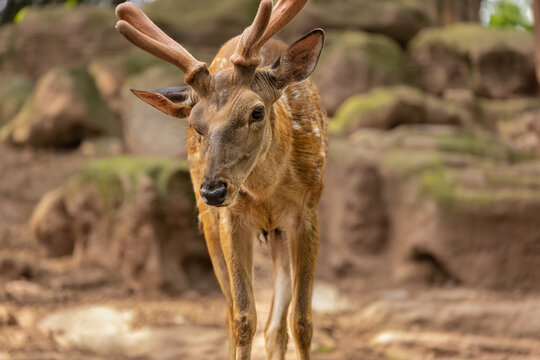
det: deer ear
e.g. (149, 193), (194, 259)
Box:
(131, 86), (196, 118)
(269, 29), (324, 89)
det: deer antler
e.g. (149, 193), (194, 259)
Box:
(231, 0), (308, 68)
(115, 2), (209, 90)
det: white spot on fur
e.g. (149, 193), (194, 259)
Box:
(313, 126), (320, 137)
(292, 121), (302, 131)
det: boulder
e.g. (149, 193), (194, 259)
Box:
(0, 66), (120, 148)
(409, 24), (537, 99)
(314, 31), (411, 115)
(0, 74), (33, 128)
(329, 86), (471, 135)
(0, 5), (130, 80)
(323, 125), (540, 289)
(30, 156), (211, 294)
(279, 0), (432, 45)
(319, 133), (389, 276)
(122, 65), (188, 158)
(480, 98), (540, 154)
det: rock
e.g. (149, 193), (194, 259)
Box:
(0, 256), (33, 280)
(0, 5), (130, 80)
(31, 156), (211, 294)
(38, 305), (227, 358)
(30, 189), (75, 258)
(370, 330), (540, 360)
(479, 98), (540, 155)
(378, 126), (540, 289)
(324, 125), (540, 289)
(312, 282), (350, 314)
(123, 65), (189, 158)
(0, 74), (33, 128)
(0, 306), (17, 326)
(279, 0), (432, 45)
(319, 134), (389, 276)
(409, 24), (537, 99)
(314, 31), (410, 115)
(4, 280), (57, 303)
(329, 86), (471, 135)
(0, 66), (120, 148)
(359, 290), (540, 338)
(38, 306), (143, 354)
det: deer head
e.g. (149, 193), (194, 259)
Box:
(115, 1), (324, 207)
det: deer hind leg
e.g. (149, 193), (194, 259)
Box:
(199, 209), (236, 360)
(220, 212), (257, 360)
(288, 211), (319, 360)
(264, 229), (292, 360)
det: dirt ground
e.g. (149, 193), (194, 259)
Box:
(1, 143), (540, 360)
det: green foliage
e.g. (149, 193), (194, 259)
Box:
(13, 6), (27, 23)
(488, 0), (533, 32)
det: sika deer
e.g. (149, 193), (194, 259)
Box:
(115, 1), (326, 358)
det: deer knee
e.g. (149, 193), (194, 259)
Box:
(233, 311), (257, 346)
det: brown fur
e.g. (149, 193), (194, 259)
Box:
(186, 36), (327, 360)
(116, 2), (326, 358)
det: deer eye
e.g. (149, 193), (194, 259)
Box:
(250, 107), (265, 122)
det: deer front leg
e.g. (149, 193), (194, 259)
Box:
(264, 229), (292, 360)
(199, 208), (236, 359)
(288, 210), (319, 360)
(220, 212), (257, 360)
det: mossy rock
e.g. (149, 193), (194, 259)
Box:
(0, 66), (120, 148)
(315, 31), (412, 115)
(0, 5), (130, 80)
(67, 156), (193, 208)
(330, 86), (471, 135)
(0, 74), (33, 128)
(409, 24), (537, 99)
(376, 126), (539, 209)
(325, 125), (540, 289)
(31, 156), (207, 293)
(143, 0), (259, 48)
(280, 0), (432, 45)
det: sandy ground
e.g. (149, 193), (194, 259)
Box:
(1, 144), (540, 360)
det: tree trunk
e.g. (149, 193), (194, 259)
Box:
(427, 0), (482, 25)
(534, 0), (540, 86)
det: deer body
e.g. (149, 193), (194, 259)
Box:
(115, 2), (326, 359)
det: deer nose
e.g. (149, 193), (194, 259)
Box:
(200, 180), (227, 206)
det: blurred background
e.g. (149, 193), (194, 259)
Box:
(1, 0), (540, 359)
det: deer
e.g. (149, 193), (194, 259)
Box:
(115, 1), (326, 359)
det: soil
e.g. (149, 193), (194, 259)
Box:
(1, 143), (540, 360)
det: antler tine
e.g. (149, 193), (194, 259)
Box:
(255, 0), (308, 49)
(230, 0), (273, 68)
(231, 0), (308, 69)
(115, 3), (209, 88)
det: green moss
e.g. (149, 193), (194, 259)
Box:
(67, 67), (120, 136)
(317, 344), (336, 354)
(69, 156), (192, 208)
(330, 85), (471, 135)
(330, 88), (396, 135)
(434, 132), (535, 163)
(378, 128), (540, 209)
(409, 23), (533, 57)
(383, 149), (443, 175)
(0, 74), (33, 127)
(324, 30), (411, 80)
